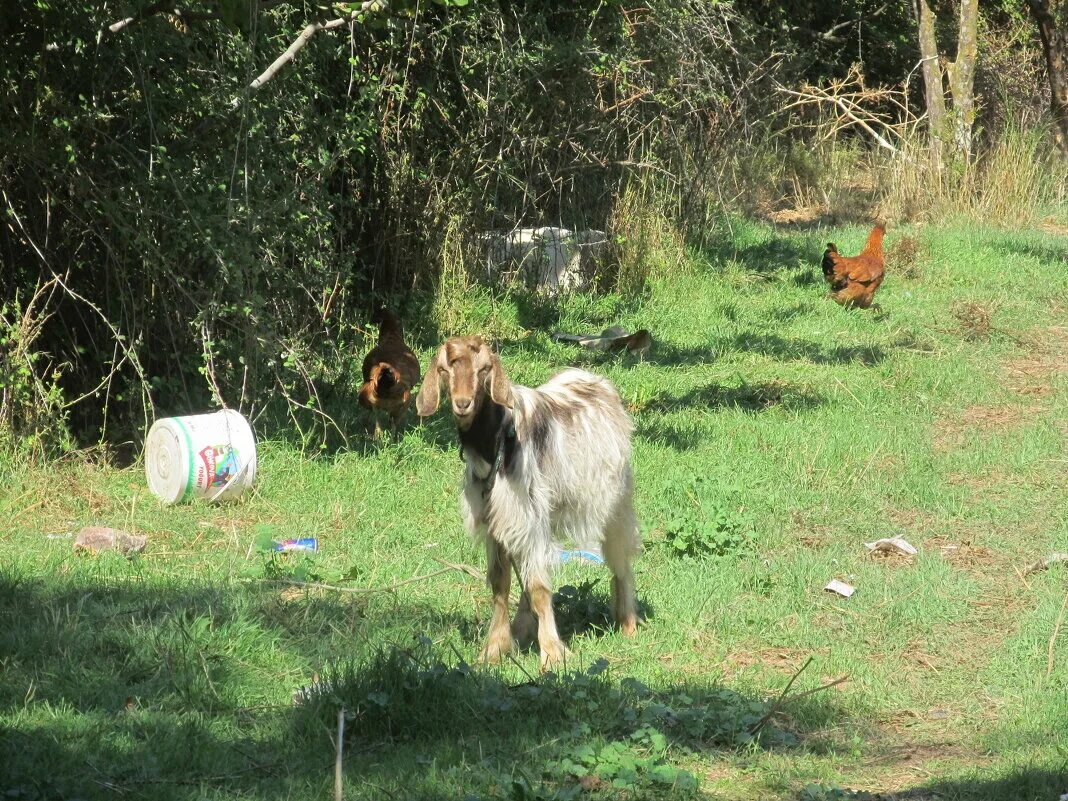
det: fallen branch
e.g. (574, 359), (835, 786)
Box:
(430, 556), (484, 580)
(777, 674), (849, 703)
(256, 561), (482, 594)
(241, 0), (389, 99)
(1025, 553), (1068, 575)
(749, 656), (812, 734)
(749, 660), (849, 736)
(1048, 590), (1068, 679)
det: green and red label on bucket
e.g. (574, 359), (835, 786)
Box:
(196, 443), (243, 490)
(145, 410), (257, 505)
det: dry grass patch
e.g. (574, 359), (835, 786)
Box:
(952, 301), (996, 341)
(721, 645), (830, 679)
(932, 403), (1046, 452)
(1002, 324), (1067, 398)
(887, 234), (925, 280)
(924, 535), (1007, 573)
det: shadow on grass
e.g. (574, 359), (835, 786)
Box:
(726, 331), (887, 365)
(692, 231), (821, 276)
(893, 767), (1068, 801)
(634, 379), (824, 450)
(552, 578), (656, 641)
(641, 380), (824, 415)
(0, 570), (848, 800)
(809, 766), (1068, 801)
(989, 236), (1068, 271)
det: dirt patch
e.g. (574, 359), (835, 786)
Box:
(842, 722), (995, 796)
(959, 404), (1033, 428)
(1002, 324), (1067, 398)
(790, 509), (833, 548)
(721, 645), (829, 678)
(944, 468), (1044, 499)
(885, 507), (940, 535)
(902, 639), (947, 673)
(925, 535), (1006, 571)
(867, 738), (988, 767)
(933, 403), (1046, 451)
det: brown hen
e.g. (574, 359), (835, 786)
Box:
(821, 222), (886, 309)
(359, 308), (421, 435)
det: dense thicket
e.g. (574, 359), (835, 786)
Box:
(0, 1), (1057, 453)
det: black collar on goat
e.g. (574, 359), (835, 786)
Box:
(458, 399), (518, 498)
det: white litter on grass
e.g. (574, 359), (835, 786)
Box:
(824, 579), (856, 598)
(293, 679), (328, 706)
(865, 537), (918, 556)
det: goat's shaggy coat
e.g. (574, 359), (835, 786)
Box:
(417, 337), (640, 669)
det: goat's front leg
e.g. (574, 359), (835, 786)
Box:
(526, 579), (571, 672)
(478, 540), (514, 664)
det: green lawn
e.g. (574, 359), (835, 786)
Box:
(2, 219), (1066, 800)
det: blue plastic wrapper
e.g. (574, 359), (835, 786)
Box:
(273, 538), (318, 553)
(556, 547), (604, 565)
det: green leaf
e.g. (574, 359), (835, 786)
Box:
(253, 524), (277, 552)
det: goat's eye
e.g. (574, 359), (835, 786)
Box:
(478, 365), (491, 375)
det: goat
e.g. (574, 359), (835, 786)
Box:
(416, 336), (640, 670)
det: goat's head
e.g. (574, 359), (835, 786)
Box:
(415, 336), (512, 428)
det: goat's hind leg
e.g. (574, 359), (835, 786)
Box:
(603, 500), (639, 636)
(478, 540), (515, 664)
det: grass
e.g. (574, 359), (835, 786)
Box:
(1, 218), (1066, 800)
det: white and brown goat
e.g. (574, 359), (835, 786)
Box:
(416, 336), (640, 670)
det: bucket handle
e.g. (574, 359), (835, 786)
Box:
(206, 456), (252, 503)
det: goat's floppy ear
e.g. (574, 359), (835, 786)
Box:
(415, 347), (445, 417)
(489, 352), (513, 409)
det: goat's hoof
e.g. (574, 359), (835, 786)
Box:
(539, 640), (572, 672)
(478, 637), (514, 665)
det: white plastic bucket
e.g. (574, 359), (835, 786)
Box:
(144, 409), (257, 505)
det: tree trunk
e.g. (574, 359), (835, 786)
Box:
(946, 0), (978, 159)
(1028, 0), (1068, 156)
(915, 0), (947, 171)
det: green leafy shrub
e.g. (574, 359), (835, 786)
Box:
(0, 285), (71, 460)
(660, 478), (755, 560)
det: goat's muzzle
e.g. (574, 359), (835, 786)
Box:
(452, 397), (474, 425)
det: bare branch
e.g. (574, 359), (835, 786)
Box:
(105, 0), (293, 36)
(777, 67), (918, 163)
(241, 0), (390, 99)
(106, 2), (218, 34)
(107, 1), (173, 34)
